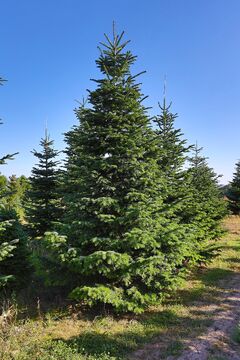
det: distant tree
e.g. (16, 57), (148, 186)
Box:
(227, 160), (240, 214)
(27, 131), (61, 237)
(185, 144), (227, 261)
(0, 175), (7, 197)
(0, 76), (30, 289)
(153, 98), (192, 217)
(153, 99), (198, 263)
(7, 175), (21, 210)
(6, 175), (30, 219)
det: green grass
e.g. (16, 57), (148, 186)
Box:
(1, 216), (240, 360)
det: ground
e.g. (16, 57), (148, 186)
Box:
(1, 216), (240, 360)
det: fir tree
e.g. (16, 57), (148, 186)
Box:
(153, 98), (192, 215)
(6, 175), (30, 220)
(27, 131), (61, 237)
(0, 208), (31, 288)
(227, 160), (240, 214)
(186, 144), (227, 260)
(153, 98), (197, 264)
(45, 29), (196, 313)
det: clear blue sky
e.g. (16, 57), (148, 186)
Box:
(0, 0), (239, 183)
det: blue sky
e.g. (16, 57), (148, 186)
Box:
(0, 0), (239, 183)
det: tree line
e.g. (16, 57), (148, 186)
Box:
(0, 29), (238, 314)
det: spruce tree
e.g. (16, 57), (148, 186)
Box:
(27, 131), (61, 237)
(45, 29), (196, 313)
(227, 160), (240, 214)
(186, 144), (227, 261)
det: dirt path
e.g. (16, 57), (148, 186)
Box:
(131, 273), (240, 360)
(167, 274), (240, 360)
(130, 216), (240, 360)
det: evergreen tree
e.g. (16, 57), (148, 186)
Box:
(0, 175), (7, 197)
(153, 98), (192, 215)
(45, 29), (196, 313)
(0, 208), (31, 288)
(153, 99), (198, 263)
(227, 160), (240, 214)
(6, 175), (30, 220)
(7, 175), (21, 211)
(185, 144), (227, 260)
(27, 131), (61, 237)
(0, 76), (30, 289)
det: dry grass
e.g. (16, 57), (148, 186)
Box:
(1, 216), (240, 360)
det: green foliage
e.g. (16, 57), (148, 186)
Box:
(185, 144), (227, 261)
(0, 207), (31, 288)
(153, 99), (198, 263)
(0, 76), (30, 290)
(0, 174), (30, 220)
(0, 35), (230, 313)
(27, 131), (61, 237)
(227, 160), (240, 214)
(0, 234), (17, 287)
(43, 29), (208, 313)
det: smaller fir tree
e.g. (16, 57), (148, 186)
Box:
(27, 131), (61, 237)
(153, 98), (192, 215)
(185, 144), (227, 262)
(0, 208), (31, 289)
(6, 175), (30, 220)
(227, 160), (240, 214)
(153, 98), (197, 264)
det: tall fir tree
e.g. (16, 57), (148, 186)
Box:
(185, 144), (227, 260)
(27, 131), (61, 237)
(227, 160), (240, 214)
(45, 29), (196, 313)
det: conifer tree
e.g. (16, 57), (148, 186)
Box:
(153, 99), (198, 264)
(0, 76), (30, 289)
(4, 175), (30, 220)
(27, 131), (61, 237)
(0, 207), (31, 288)
(227, 160), (240, 214)
(186, 144), (227, 260)
(0, 77), (16, 287)
(45, 29), (196, 313)
(153, 98), (192, 215)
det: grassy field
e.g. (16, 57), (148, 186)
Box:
(1, 216), (240, 360)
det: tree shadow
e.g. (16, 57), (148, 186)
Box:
(47, 280), (240, 360)
(224, 257), (240, 264)
(199, 267), (234, 286)
(221, 244), (240, 252)
(48, 309), (214, 359)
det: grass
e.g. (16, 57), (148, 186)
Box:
(1, 216), (240, 360)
